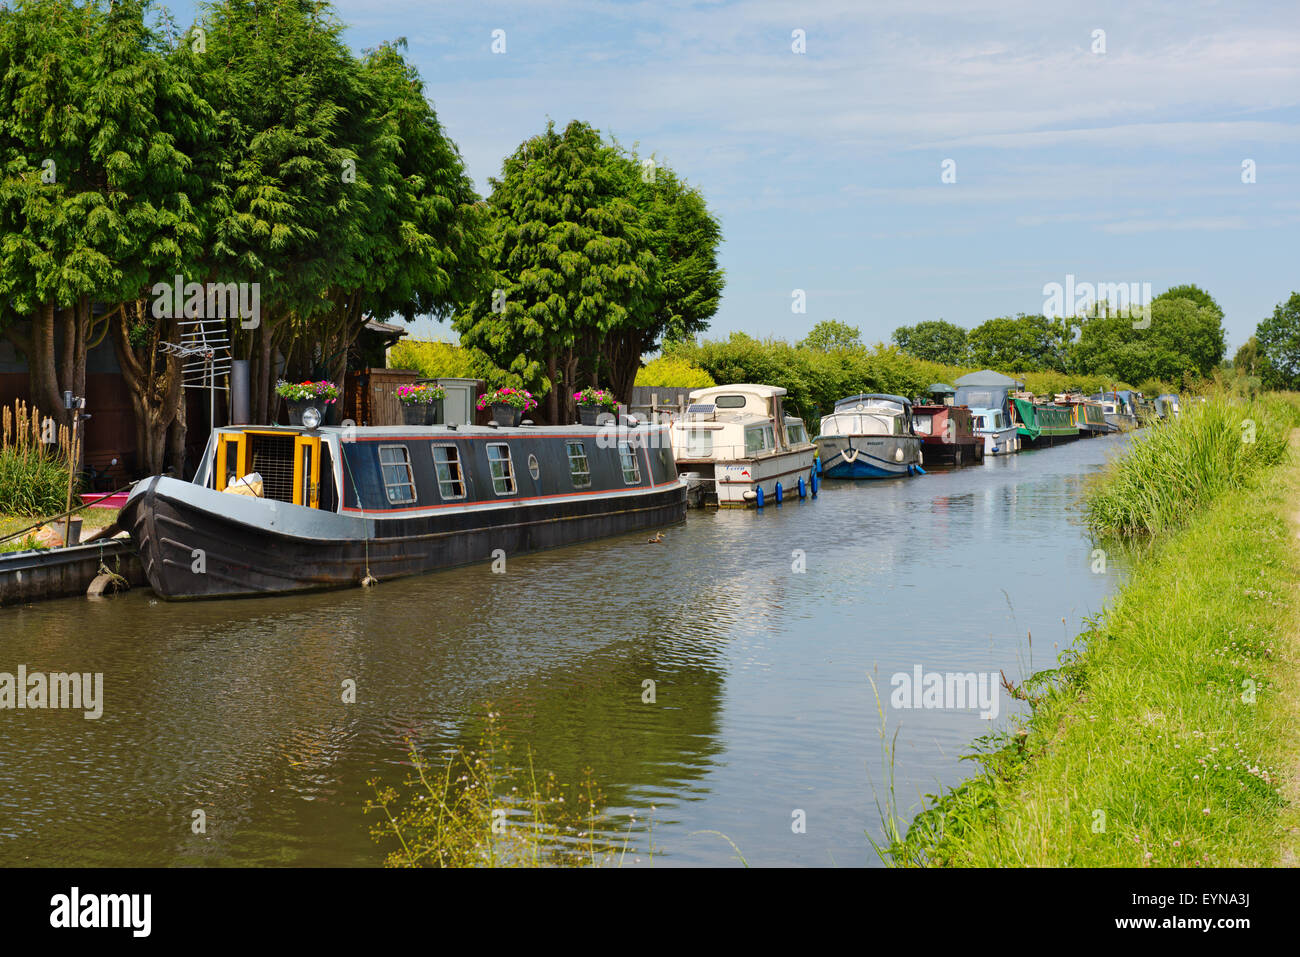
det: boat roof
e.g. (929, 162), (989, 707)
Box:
(954, 369), (1022, 387)
(832, 393), (911, 410)
(689, 383), (787, 400)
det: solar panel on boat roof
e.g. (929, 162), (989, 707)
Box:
(687, 403), (715, 414)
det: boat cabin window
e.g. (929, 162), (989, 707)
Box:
(714, 394), (748, 409)
(912, 414), (932, 435)
(566, 441), (591, 488)
(379, 445), (417, 505)
(432, 444), (466, 499)
(786, 421), (807, 444)
(745, 425), (776, 455)
(680, 428), (713, 457)
(487, 443), (516, 495)
(618, 441), (641, 484)
(527, 454), (540, 480)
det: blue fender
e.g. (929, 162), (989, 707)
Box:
(798, 476), (807, 499)
(811, 471), (819, 496)
(774, 481), (783, 503)
(755, 486), (764, 508)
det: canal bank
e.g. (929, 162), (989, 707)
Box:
(888, 396), (1300, 867)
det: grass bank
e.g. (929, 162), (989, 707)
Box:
(888, 395), (1300, 866)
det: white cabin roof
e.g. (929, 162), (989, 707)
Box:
(689, 383), (788, 401)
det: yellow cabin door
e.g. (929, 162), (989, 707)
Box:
(293, 435), (321, 508)
(215, 433), (247, 491)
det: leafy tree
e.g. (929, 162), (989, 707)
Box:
(1073, 293), (1225, 384)
(967, 314), (1067, 371)
(1256, 293), (1300, 389)
(0, 0), (210, 475)
(892, 319), (968, 365)
(1157, 283), (1222, 317)
(455, 120), (722, 422)
(1231, 336), (1264, 377)
(800, 319), (861, 352)
(613, 160), (723, 398)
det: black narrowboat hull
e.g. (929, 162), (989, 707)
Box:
(122, 475), (686, 600)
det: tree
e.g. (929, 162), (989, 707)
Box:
(0, 0), (210, 475)
(800, 319), (861, 352)
(1256, 293), (1300, 389)
(1232, 336), (1264, 377)
(967, 314), (1067, 371)
(454, 120), (722, 422)
(1073, 293), (1225, 384)
(892, 320), (968, 365)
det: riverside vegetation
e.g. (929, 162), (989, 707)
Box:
(885, 390), (1300, 866)
(365, 709), (647, 867)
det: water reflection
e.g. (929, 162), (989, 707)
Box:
(0, 433), (1131, 866)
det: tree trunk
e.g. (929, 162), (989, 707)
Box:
(109, 300), (184, 476)
(546, 350), (558, 426)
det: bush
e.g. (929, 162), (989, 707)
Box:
(388, 340), (516, 391)
(1085, 393), (1292, 536)
(0, 446), (70, 517)
(635, 355), (715, 389)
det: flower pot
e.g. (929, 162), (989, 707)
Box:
(491, 403), (522, 427)
(286, 399), (314, 426)
(402, 400), (444, 426)
(578, 404), (610, 426)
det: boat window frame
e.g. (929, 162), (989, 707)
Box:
(714, 394), (748, 409)
(744, 426), (766, 455)
(617, 440), (642, 485)
(378, 444), (417, 505)
(680, 427), (714, 457)
(566, 440), (592, 488)
(431, 443), (466, 500)
(487, 442), (517, 496)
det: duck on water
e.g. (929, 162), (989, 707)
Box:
(119, 417), (687, 600)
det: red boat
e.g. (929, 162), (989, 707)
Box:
(910, 404), (985, 466)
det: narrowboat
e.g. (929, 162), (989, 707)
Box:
(814, 394), (925, 478)
(954, 370), (1022, 456)
(1054, 393), (1112, 436)
(119, 418), (687, 599)
(1155, 393), (1181, 420)
(1010, 394), (1080, 448)
(1089, 391), (1138, 431)
(669, 384), (818, 507)
(910, 403), (984, 466)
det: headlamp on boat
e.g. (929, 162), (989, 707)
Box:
(300, 406), (322, 430)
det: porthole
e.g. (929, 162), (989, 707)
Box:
(527, 453), (540, 480)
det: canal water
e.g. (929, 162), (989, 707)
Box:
(0, 433), (1130, 867)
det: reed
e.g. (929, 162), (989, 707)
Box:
(1084, 392), (1297, 536)
(365, 708), (646, 867)
(0, 400), (75, 517)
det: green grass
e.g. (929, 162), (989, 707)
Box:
(0, 508), (119, 553)
(1085, 393), (1298, 536)
(0, 446), (71, 517)
(887, 412), (1300, 867)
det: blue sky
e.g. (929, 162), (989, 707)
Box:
(170, 0), (1300, 353)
